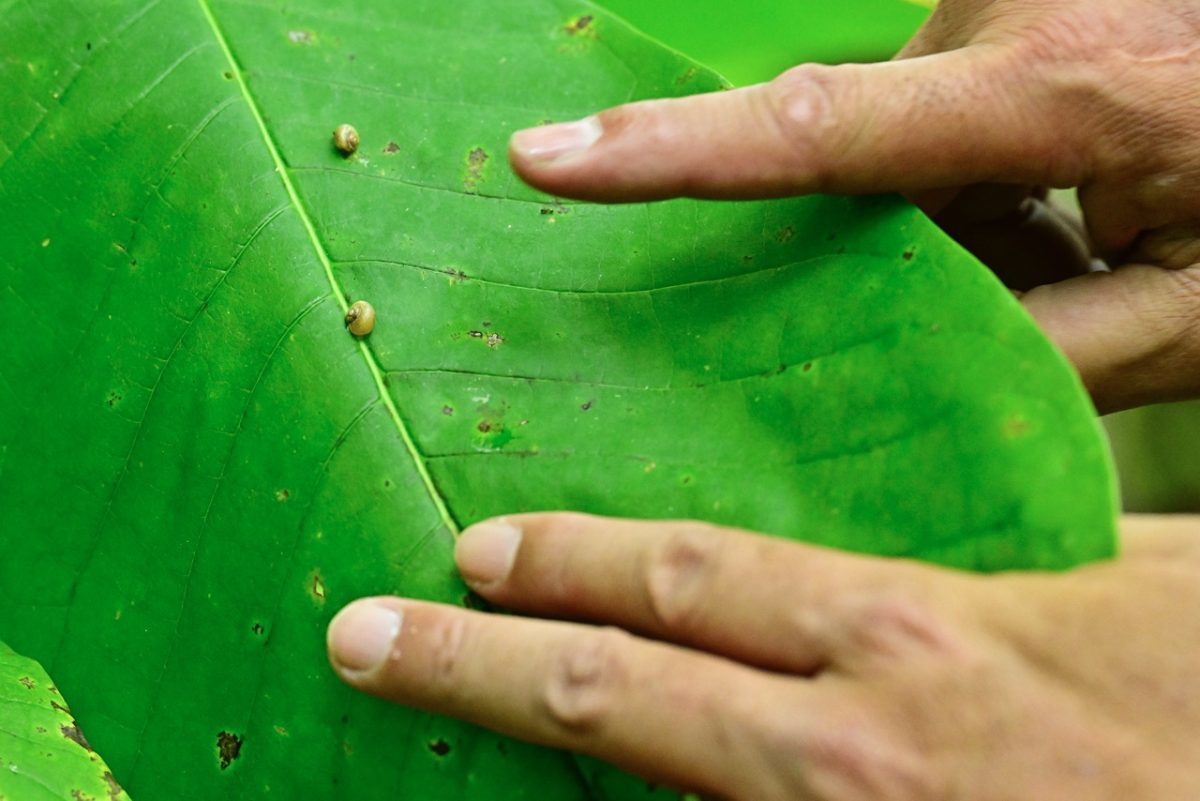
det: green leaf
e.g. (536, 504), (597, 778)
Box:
(0, 1), (1114, 799)
(0, 641), (130, 801)
(594, 0), (930, 85)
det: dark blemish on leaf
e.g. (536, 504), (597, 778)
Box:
(310, 571), (327, 602)
(802, 362), (813, 372)
(252, 623), (265, 636)
(468, 330), (483, 339)
(274, 725), (288, 736)
(383, 478), (392, 488)
(275, 489), (290, 502)
(482, 321), (492, 327)
(106, 391), (122, 408)
(48, 686), (58, 694)
(85, 42), (92, 50)
(777, 226), (794, 243)
(442, 405), (454, 416)
(428, 738), (451, 757)
(222, 70), (233, 80)
(902, 248), (915, 261)
(1004, 416), (1031, 438)
(446, 268), (468, 283)
(18, 676), (33, 690)
(564, 14), (593, 34)
(383, 141), (400, 154)
(681, 475), (693, 486)
(217, 731), (243, 770)
(675, 67), (696, 85)
(71, 790), (95, 801)
(463, 147), (489, 193)
(287, 30), (313, 44)
(580, 400), (594, 411)
(477, 421), (492, 433)
(51, 700), (70, 714)
(61, 723), (92, 752)
(348, 53), (356, 62)
(36, 724), (46, 733)
(103, 771), (123, 800)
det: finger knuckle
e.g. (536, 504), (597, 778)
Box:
(541, 627), (630, 734)
(845, 587), (965, 661)
(765, 64), (842, 190)
(424, 615), (470, 700)
(800, 721), (936, 801)
(644, 523), (723, 632)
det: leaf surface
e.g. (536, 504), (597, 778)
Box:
(0, 0), (1115, 798)
(0, 641), (130, 801)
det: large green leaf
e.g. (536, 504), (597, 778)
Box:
(1, 0), (1114, 798)
(595, 0), (930, 85)
(0, 641), (130, 801)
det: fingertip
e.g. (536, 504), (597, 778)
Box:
(456, 518), (523, 588)
(327, 598), (404, 681)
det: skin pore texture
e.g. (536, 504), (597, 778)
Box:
(327, 1), (1200, 798)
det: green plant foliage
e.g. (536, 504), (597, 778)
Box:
(594, 0), (930, 85)
(0, 642), (130, 801)
(0, 0), (1114, 797)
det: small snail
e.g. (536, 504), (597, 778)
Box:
(345, 300), (375, 336)
(333, 124), (359, 156)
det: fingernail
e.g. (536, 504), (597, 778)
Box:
(456, 519), (522, 586)
(328, 600), (403, 676)
(510, 116), (602, 164)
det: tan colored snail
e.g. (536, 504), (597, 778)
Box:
(333, 124), (359, 156)
(345, 300), (375, 336)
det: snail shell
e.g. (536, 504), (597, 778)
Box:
(345, 300), (375, 336)
(333, 124), (359, 155)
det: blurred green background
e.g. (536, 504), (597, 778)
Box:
(594, 0), (1200, 513)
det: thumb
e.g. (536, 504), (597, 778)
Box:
(509, 48), (1079, 202)
(1022, 264), (1200, 413)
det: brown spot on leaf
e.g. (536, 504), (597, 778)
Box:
(463, 147), (488, 193)
(902, 248), (915, 261)
(217, 730), (243, 770)
(442, 405), (454, 416)
(383, 141), (400, 154)
(18, 676), (33, 690)
(103, 771), (123, 800)
(675, 67), (697, 85)
(564, 14), (593, 35)
(580, 400), (594, 411)
(61, 723), (92, 752)
(777, 226), (794, 243)
(429, 738), (451, 756)
(275, 489), (290, 502)
(310, 571), (327, 602)
(51, 699), (70, 713)
(446, 268), (467, 283)
(468, 330), (483, 339)
(71, 790), (95, 801)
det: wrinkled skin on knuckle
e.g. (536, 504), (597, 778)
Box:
(772, 710), (936, 801)
(764, 64), (842, 191)
(843, 586), (971, 664)
(644, 523), (724, 632)
(540, 627), (630, 735)
(423, 614), (470, 702)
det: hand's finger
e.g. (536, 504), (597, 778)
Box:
(327, 598), (837, 799)
(509, 47), (1080, 203)
(453, 514), (972, 674)
(1021, 263), (1200, 412)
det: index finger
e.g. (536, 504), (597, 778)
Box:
(508, 48), (1079, 203)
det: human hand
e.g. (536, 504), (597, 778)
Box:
(508, 0), (1200, 412)
(327, 513), (1200, 800)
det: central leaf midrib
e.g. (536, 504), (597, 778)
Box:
(196, 0), (459, 536)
